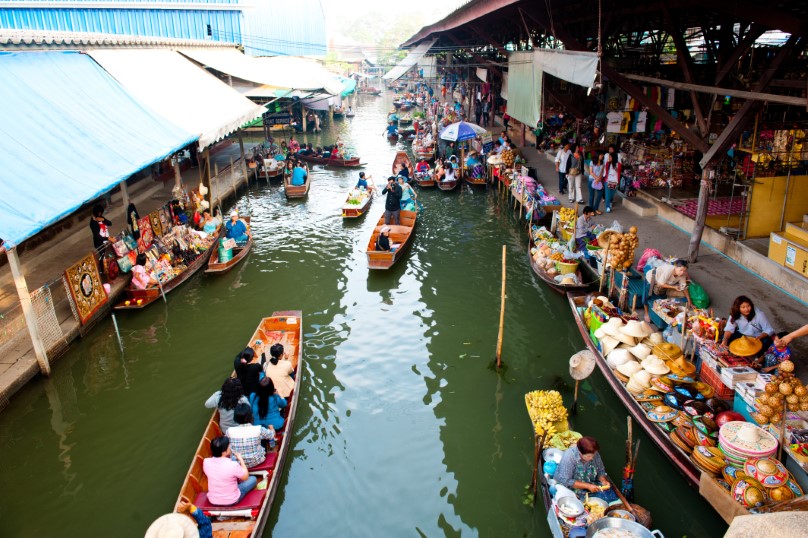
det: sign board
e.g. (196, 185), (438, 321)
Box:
(786, 245), (796, 266)
(481, 133), (493, 154)
(264, 112), (293, 126)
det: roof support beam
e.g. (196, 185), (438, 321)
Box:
(545, 86), (585, 119)
(468, 23), (508, 55)
(621, 73), (807, 108)
(663, 8), (708, 136)
(713, 24), (765, 85)
(445, 34), (502, 77)
(700, 34), (802, 168)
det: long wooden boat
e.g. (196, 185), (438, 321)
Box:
(464, 174), (487, 188)
(284, 166), (311, 199)
(386, 133), (400, 142)
(114, 227), (222, 310)
(413, 169), (436, 188)
(437, 169), (460, 191)
(392, 151), (413, 180)
(294, 152), (362, 168)
(528, 236), (588, 294)
(413, 140), (436, 162)
(174, 311), (303, 538)
(342, 190), (373, 218)
(205, 219), (253, 275)
(566, 291), (701, 487)
(398, 115), (413, 126)
(366, 211), (417, 269)
(262, 159), (284, 180)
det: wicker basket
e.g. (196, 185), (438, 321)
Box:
(556, 261), (579, 275)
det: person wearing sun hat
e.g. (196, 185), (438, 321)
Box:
(145, 501), (212, 538)
(225, 210), (250, 245)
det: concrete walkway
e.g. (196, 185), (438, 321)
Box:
(509, 126), (808, 377)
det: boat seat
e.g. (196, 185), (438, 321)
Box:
(248, 451), (278, 472)
(373, 224), (410, 236)
(195, 489), (267, 512)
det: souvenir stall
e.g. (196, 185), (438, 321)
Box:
(511, 169), (560, 222)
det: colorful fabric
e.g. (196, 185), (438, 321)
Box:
(64, 252), (109, 324)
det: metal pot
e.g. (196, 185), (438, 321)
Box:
(585, 517), (664, 538)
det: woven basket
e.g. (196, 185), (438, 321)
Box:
(556, 261), (579, 275)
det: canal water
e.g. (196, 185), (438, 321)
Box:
(0, 93), (727, 537)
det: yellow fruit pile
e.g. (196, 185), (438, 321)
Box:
(501, 149), (515, 167)
(525, 390), (568, 436)
(755, 361), (808, 425)
(559, 207), (576, 223)
(550, 252), (564, 261)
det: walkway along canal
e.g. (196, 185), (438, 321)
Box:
(0, 93), (727, 537)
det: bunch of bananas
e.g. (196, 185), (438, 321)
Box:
(559, 207), (576, 223)
(525, 390), (568, 436)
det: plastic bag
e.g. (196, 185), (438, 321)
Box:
(689, 282), (710, 309)
(609, 220), (623, 234)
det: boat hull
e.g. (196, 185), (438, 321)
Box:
(205, 238), (253, 274)
(284, 173), (311, 199)
(527, 237), (588, 294)
(342, 195), (373, 218)
(295, 153), (362, 168)
(366, 211), (417, 269)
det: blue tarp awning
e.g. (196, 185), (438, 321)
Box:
(339, 76), (357, 97)
(0, 51), (197, 248)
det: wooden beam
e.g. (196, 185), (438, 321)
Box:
(469, 23), (508, 55)
(663, 7), (708, 136)
(621, 73), (808, 107)
(714, 24), (765, 85)
(700, 34), (802, 168)
(7, 248), (50, 376)
(545, 85), (586, 119)
(445, 33), (502, 77)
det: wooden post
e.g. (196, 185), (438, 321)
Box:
(7, 248), (50, 376)
(496, 244), (507, 368)
(687, 168), (712, 262)
(202, 147), (211, 206)
(172, 160), (182, 193)
(301, 104), (307, 132)
(119, 180), (130, 214)
(237, 131), (248, 183)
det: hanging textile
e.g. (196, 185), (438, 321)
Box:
(476, 68), (488, 82)
(533, 50), (598, 89)
(506, 52), (542, 128)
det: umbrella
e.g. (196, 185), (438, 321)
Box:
(438, 121), (487, 142)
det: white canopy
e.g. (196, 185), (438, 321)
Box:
(506, 52), (542, 129)
(383, 38), (437, 81)
(180, 49), (346, 96)
(534, 49), (598, 89)
(89, 49), (266, 149)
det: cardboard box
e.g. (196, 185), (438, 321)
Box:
(720, 366), (758, 388)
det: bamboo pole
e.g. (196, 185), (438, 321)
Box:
(7, 248), (50, 375)
(496, 245), (507, 369)
(599, 241), (611, 293)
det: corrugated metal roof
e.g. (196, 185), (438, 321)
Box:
(0, 28), (236, 49)
(238, 0), (326, 56)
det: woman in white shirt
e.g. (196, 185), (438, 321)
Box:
(721, 295), (775, 353)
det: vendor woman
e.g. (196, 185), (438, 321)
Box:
(575, 206), (597, 250)
(554, 436), (617, 502)
(644, 258), (691, 322)
(721, 295), (775, 352)
(225, 211), (250, 245)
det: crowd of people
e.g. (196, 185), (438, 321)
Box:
(200, 341), (295, 507)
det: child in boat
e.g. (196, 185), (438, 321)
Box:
(131, 253), (158, 290)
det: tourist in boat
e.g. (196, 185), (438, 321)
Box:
(264, 343), (296, 398)
(249, 377), (287, 430)
(89, 204), (112, 250)
(290, 163), (308, 186)
(398, 161), (410, 180)
(449, 155), (459, 170)
(382, 176), (402, 225)
(288, 136), (300, 153)
(225, 211), (250, 246)
(398, 177), (417, 211)
(416, 159), (430, 174)
(384, 122), (398, 138)
(721, 295), (775, 352)
(234, 345), (266, 397)
(376, 226), (392, 252)
(205, 377), (250, 433)
(643, 258), (692, 322)
(203, 436), (257, 506)
(575, 206), (597, 250)
(226, 403), (275, 468)
(356, 171), (373, 191)
(201, 209), (220, 235)
(554, 436), (617, 502)
(131, 254), (158, 290)
(443, 163), (457, 184)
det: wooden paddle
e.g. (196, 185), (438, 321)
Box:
(606, 476), (639, 520)
(570, 379), (581, 416)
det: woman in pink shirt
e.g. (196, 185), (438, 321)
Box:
(203, 436), (257, 505)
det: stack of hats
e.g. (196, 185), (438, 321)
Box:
(652, 342), (697, 379)
(729, 336), (763, 358)
(646, 405), (677, 422)
(691, 445), (725, 475)
(719, 421), (778, 468)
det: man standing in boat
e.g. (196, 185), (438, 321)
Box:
(382, 176), (402, 225)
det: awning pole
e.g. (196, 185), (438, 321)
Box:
(7, 248), (51, 376)
(302, 104), (307, 132)
(237, 131), (248, 183)
(119, 180), (130, 214)
(173, 161), (183, 192)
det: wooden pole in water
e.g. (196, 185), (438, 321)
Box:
(496, 245), (507, 369)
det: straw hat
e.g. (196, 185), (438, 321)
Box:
(569, 350), (597, 381)
(622, 320), (648, 339)
(653, 342), (683, 361)
(668, 357), (697, 377)
(626, 378), (647, 394)
(629, 343), (652, 361)
(617, 360), (643, 378)
(633, 369), (653, 387)
(642, 356), (670, 376)
(635, 389), (664, 403)
(614, 331), (639, 346)
(144, 513), (198, 538)
(645, 332), (664, 346)
(599, 335), (620, 357)
(626, 370), (652, 394)
(647, 405), (678, 423)
(607, 348), (632, 368)
(640, 321), (655, 337)
(594, 326), (608, 340)
(729, 336), (763, 357)
(649, 376), (674, 393)
(560, 276), (577, 286)
(600, 317), (625, 337)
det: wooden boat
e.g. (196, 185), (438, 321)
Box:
(392, 151), (414, 180)
(262, 159), (284, 180)
(205, 218), (252, 275)
(566, 291), (701, 487)
(413, 139), (436, 162)
(464, 174), (487, 188)
(174, 311), (303, 538)
(413, 168), (436, 188)
(366, 211), (417, 269)
(284, 166), (311, 199)
(360, 89), (381, 96)
(398, 114), (413, 126)
(114, 227), (222, 310)
(342, 189), (373, 218)
(386, 132), (400, 142)
(294, 152), (362, 168)
(333, 108), (345, 118)
(436, 167), (460, 191)
(528, 237), (588, 294)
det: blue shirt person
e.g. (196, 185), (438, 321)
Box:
(385, 123), (398, 136)
(291, 165), (307, 186)
(225, 212), (250, 245)
(356, 171), (370, 189)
